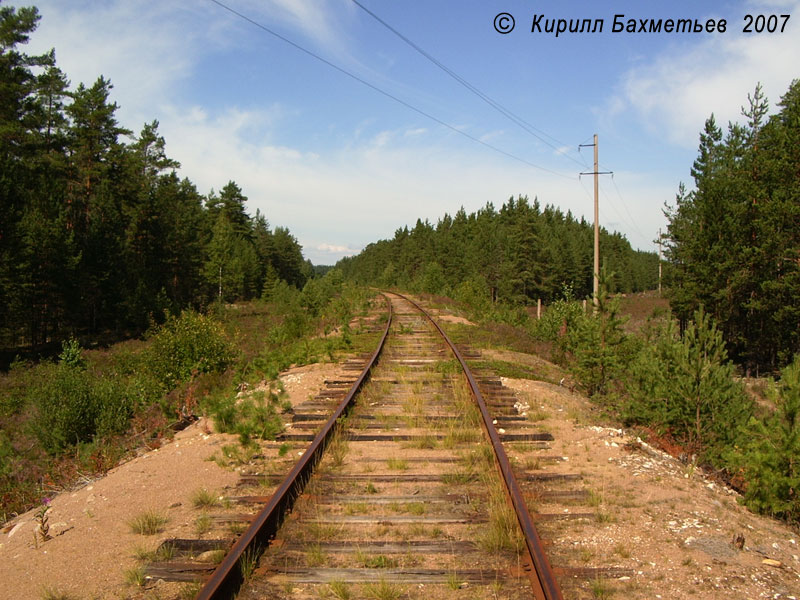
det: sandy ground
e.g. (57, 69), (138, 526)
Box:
(0, 419), (240, 600)
(0, 362), (339, 600)
(2, 351), (799, 599)
(502, 377), (800, 599)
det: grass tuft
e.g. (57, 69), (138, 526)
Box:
(40, 589), (79, 600)
(123, 565), (146, 587)
(191, 488), (220, 509)
(329, 579), (351, 600)
(127, 510), (168, 535)
(195, 513), (213, 536)
(364, 578), (402, 600)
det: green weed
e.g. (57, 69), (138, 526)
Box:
(127, 510), (168, 535)
(123, 565), (146, 586)
(364, 578), (402, 600)
(191, 488), (220, 509)
(329, 580), (351, 600)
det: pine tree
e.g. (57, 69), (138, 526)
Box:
(733, 355), (800, 521)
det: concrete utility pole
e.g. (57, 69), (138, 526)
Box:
(593, 134), (599, 308)
(580, 134), (611, 310)
(657, 228), (663, 297)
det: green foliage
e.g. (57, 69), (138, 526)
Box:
(452, 275), (492, 318)
(28, 363), (95, 454)
(0, 6), (309, 349)
(58, 337), (86, 369)
(531, 286), (587, 363)
(731, 355), (800, 522)
(337, 196), (658, 311)
(568, 285), (634, 398)
(625, 309), (753, 465)
(27, 361), (138, 454)
(0, 432), (14, 480)
(205, 385), (285, 443)
(144, 310), (236, 390)
(91, 377), (136, 439)
(665, 82), (800, 371)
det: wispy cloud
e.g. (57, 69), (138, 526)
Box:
(604, 0), (800, 147)
(234, 0), (356, 59)
(28, 1), (203, 126)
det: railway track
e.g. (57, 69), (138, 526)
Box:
(146, 292), (569, 599)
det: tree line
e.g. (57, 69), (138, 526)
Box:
(665, 81), (800, 373)
(337, 196), (658, 305)
(0, 5), (309, 351)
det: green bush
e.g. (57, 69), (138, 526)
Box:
(145, 310), (237, 390)
(92, 378), (135, 439)
(0, 432), (13, 479)
(205, 385), (285, 443)
(625, 309), (752, 466)
(452, 275), (492, 320)
(58, 337), (86, 369)
(29, 363), (97, 454)
(731, 355), (800, 522)
(567, 293), (636, 398)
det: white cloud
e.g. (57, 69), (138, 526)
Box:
(234, 0), (356, 60)
(404, 127), (427, 137)
(316, 243), (360, 254)
(605, 0), (800, 147)
(27, 1), (204, 126)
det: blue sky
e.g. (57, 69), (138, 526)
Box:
(23, 0), (800, 265)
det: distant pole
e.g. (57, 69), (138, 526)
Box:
(657, 228), (663, 297)
(593, 134), (599, 309)
(537, 298), (542, 320)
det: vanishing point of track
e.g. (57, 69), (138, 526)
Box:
(189, 292), (563, 599)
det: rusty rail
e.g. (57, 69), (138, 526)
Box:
(195, 292), (562, 599)
(195, 295), (393, 600)
(396, 292), (563, 600)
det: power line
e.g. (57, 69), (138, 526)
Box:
(207, 0), (576, 179)
(350, 0), (588, 169)
(607, 175), (653, 247)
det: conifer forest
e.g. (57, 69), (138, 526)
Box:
(0, 5), (309, 352)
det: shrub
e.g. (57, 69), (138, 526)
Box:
(625, 309), (753, 466)
(731, 355), (800, 522)
(569, 298), (639, 398)
(452, 275), (492, 320)
(207, 385), (284, 444)
(29, 363), (97, 454)
(145, 310), (237, 390)
(92, 378), (135, 439)
(58, 337), (86, 369)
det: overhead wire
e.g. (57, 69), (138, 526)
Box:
(608, 175), (655, 247)
(207, 0), (576, 179)
(350, 0), (589, 169)
(209, 0), (656, 249)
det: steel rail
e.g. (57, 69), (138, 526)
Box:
(195, 294), (393, 600)
(395, 292), (563, 600)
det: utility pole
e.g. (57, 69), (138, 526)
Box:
(657, 228), (663, 297)
(580, 134), (612, 310)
